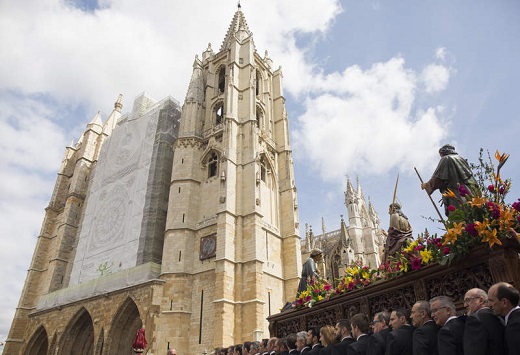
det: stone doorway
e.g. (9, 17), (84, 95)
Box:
(106, 297), (142, 354)
(60, 307), (94, 354)
(25, 325), (48, 355)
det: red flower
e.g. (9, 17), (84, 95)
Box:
(324, 284), (331, 291)
(442, 247), (451, 255)
(411, 258), (422, 270)
(488, 185), (495, 192)
(458, 184), (470, 197)
(448, 205), (456, 212)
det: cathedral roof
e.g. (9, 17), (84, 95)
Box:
(219, 5), (252, 52)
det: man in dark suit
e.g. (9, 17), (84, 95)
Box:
(331, 319), (354, 355)
(385, 308), (414, 355)
(307, 327), (323, 355)
(286, 334), (299, 354)
(297, 331), (311, 354)
(488, 282), (520, 355)
(463, 287), (505, 355)
(366, 311), (391, 355)
(267, 337), (277, 355)
(430, 295), (465, 355)
(411, 300), (439, 355)
(347, 313), (371, 355)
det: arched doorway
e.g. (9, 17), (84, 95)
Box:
(25, 326), (48, 355)
(107, 298), (142, 354)
(60, 307), (94, 355)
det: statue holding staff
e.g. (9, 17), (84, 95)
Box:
(420, 144), (477, 216)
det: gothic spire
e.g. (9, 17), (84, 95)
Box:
(185, 55), (204, 103)
(88, 111), (103, 128)
(102, 94), (123, 136)
(220, 5), (252, 51)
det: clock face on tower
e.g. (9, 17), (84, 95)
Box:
(200, 234), (217, 260)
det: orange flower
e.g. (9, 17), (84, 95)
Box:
(443, 222), (465, 245)
(474, 219), (490, 234)
(499, 208), (516, 229)
(442, 189), (457, 199)
(481, 229), (502, 248)
(469, 196), (487, 207)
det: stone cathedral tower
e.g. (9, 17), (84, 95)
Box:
(161, 6), (301, 350)
(5, 6), (301, 355)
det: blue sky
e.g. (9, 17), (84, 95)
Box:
(1, 0), (519, 344)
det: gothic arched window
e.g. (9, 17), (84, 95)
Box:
(208, 153), (218, 178)
(260, 156), (267, 182)
(215, 103), (223, 125)
(256, 69), (261, 96)
(256, 109), (261, 128)
(218, 65), (226, 93)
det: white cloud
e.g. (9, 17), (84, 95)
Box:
(293, 56), (449, 182)
(421, 63), (450, 93)
(436, 47), (447, 60)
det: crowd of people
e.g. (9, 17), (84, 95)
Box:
(211, 281), (519, 355)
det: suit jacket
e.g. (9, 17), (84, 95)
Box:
(506, 308), (520, 355)
(385, 325), (414, 355)
(412, 320), (439, 355)
(347, 334), (370, 355)
(288, 350), (300, 355)
(331, 337), (355, 355)
(319, 345), (333, 355)
(464, 307), (505, 355)
(300, 346), (312, 354)
(309, 343), (324, 355)
(366, 328), (391, 355)
(437, 317), (465, 355)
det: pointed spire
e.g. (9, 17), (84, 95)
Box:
(185, 55), (204, 103)
(103, 95), (123, 136)
(114, 93), (123, 112)
(87, 111), (103, 131)
(220, 6), (252, 51)
(345, 176), (356, 206)
(202, 43), (214, 61)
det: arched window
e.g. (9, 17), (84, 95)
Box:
(218, 65), (226, 93)
(256, 109), (261, 128)
(256, 69), (261, 96)
(260, 156), (267, 182)
(215, 103), (223, 125)
(208, 153), (218, 178)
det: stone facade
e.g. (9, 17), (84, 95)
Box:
(5, 6), (301, 355)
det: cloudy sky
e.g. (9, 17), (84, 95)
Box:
(1, 0), (519, 343)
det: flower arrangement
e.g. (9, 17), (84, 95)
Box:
(390, 231), (446, 271)
(292, 149), (519, 309)
(441, 150), (520, 261)
(294, 277), (333, 308)
(333, 259), (400, 295)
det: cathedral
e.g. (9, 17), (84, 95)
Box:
(5, 6), (301, 355)
(301, 178), (386, 283)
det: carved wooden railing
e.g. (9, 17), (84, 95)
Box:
(268, 240), (520, 337)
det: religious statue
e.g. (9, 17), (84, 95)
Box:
(421, 144), (477, 216)
(297, 249), (322, 296)
(382, 203), (412, 263)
